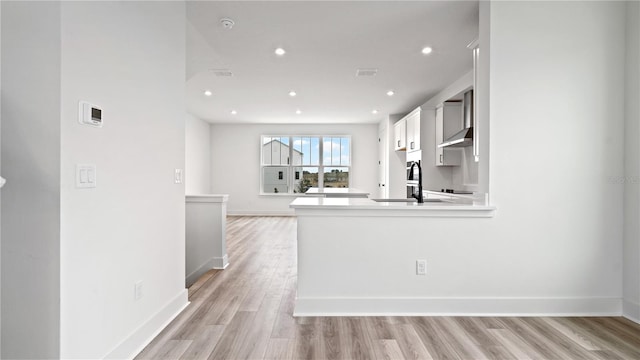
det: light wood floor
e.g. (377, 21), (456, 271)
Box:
(137, 216), (640, 360)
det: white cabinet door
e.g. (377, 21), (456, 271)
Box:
(435, 103), (462, 166)
(378, 129), (388, 198)
(393, 119), (406, 151)
(406, 111), (420, 152)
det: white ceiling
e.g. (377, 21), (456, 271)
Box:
(186, 1), (478, 124)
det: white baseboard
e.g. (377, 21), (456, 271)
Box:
(186, 258), (216, 287)
(623, 298), (640, 324)
(227, 210), (295, 216)
(213, 254), (229, 269)
(186, 256), (229, 287)
(104, 289), (189, 360)
(294, 296), (622, 317)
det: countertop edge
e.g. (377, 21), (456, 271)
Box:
(289, 198), (496, 218)
(186, 194), (229, 203)
(291, 207), (496, 218)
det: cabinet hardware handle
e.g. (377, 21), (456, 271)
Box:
(397, 140), (401, 147)
(410, 142), (415, 149)
(440, 154), (443, 164)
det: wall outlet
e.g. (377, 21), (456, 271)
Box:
(134, 281), (144, 301)
(416, 260), (427, 275)
(174, 169), (183, 184)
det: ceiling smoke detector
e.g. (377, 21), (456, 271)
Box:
(220, 18), (235, 29)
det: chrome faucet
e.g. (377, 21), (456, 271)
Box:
(409, 161), (423, 203)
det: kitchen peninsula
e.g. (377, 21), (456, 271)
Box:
(290, 196), (495, 316)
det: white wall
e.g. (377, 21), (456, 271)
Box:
(1, 3), (3, 355)
(486, 1), (624, 301)
(210, 123), (378, 215)
(624, 0), (640, 322)
(294, 1), (628, 316)
(2, 2), (187, 359)
(186, 113), (211, 194)
(1, 2), (61, 358)
(59, 3), (187, 358)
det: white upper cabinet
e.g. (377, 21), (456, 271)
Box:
(405, 108), (421, 152)
(393, 118), (406, 151)
(394, 107), (421, 152)
(435, 102), (462, 166)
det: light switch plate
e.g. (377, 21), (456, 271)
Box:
(76, 164), (96, 188)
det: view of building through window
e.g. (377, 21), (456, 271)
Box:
(261, 136), (350, 194)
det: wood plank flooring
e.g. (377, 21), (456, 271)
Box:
(136, 216), (640, 360)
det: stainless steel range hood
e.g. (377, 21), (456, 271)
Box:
(438, 90), (473, 148)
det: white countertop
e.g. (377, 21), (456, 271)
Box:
(290, 197), (496, 217)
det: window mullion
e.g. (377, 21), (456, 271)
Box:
(318, 136), (324, 188)
(288, 136), (292, 193)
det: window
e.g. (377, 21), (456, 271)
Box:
(261, 135), (351, 194)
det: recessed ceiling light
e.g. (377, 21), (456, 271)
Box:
(275, 48), (286, 56)
(204, 90), (212, 96)
(372, 109), (379, 114)
(296, 109), (302, 115)
(386, 90), (395, 96)
(230, 110), (237, 115)
(421, 46), (433, 55)
(289, 91), (297, 97)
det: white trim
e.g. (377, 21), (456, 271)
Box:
(228, 210), (295, 216)
(104, 290), (189, 360)
(623, 298), (640, 324)
(294, 208), (495, 218)
(213, 254), (229, 269)
(293, 296), (622, 317)
(186, 257), (216, 287)
(185, 194), (229, 203)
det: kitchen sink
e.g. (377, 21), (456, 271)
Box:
(371, 198), (417, 202)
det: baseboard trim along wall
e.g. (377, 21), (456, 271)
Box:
(185, 255), (221, 287)
(104, 289), (189, 360)
(186, 256), (228, 287)
(293, 296), (622, 317)
(623, 298), (640, 324)
(213, 254), (229, 269)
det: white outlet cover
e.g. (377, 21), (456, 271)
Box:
(174, 169), (183, 184)
(134, 281), (143, 300)
(416, 260), (427, 275)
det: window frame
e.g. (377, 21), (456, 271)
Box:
(260, 135), (351, 195)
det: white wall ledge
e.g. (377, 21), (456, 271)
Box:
(186, 194), (229, 203)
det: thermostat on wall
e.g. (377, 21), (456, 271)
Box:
(78, 101), (103, 127)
